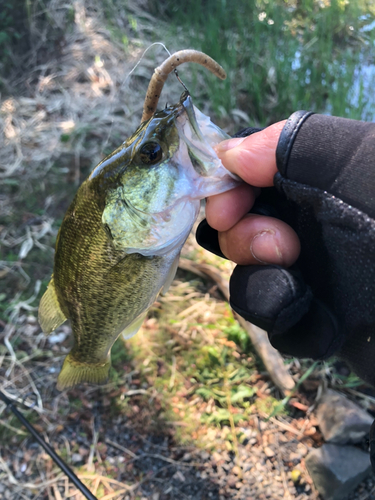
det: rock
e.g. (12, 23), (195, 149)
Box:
(232, 465), (241, 475)
(71, 453), (83, 463)
(172, 470), (186, 482)
(264, 446), (275, 458)
(316, 389), (373, 444)
(305, 444), (371, 500)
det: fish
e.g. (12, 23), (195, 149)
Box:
(38, 91), (240, 390)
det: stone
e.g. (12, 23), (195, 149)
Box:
(305, 444), (371, 500)
(71, 453), (83, 463)
(232, 465), (241, 475)
(264, 446), (275, 458)
(316, 389), (373, 444)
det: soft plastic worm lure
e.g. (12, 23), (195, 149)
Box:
(141, 49), (227, 123)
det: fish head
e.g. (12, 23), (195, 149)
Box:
(92, 92), (240, 256)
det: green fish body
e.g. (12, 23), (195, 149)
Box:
(39, 93), (239, 390)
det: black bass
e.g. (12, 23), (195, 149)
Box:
(39, 92), (240, 390)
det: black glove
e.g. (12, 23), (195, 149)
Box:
(196, 112), (375, 386)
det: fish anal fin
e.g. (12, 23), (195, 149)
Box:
(161, 254), (180, 296)
(38, 277), (67, 334)
(56, 354), (110, 391)
(121, 311), (147, 340)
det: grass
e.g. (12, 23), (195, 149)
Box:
(105, 261), (260, 441)
(155, 0), (375, 125)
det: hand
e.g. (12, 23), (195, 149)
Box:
(198, 111), (375, 390)
(206, 121), (301, 267)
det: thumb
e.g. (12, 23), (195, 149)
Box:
(215, 120), (287, 187)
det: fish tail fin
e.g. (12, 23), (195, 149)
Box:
(56, 354), (111, 391)
(39, 277), (67, 334)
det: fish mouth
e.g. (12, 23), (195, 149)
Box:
(176, 91), (238, 183)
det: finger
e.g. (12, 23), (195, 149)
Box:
(218, 213), (300, 266)
(215, 120), (287, 187)
(206, 183), (256, 232)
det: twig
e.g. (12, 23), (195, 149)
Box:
(225, 374), (242, 478)
(123, 389), (148, 396)
(266, 417), (301, 436)
(52, 483), (63, 500)
(105, 439), (202, 468)
(77, 474), (136, 490)
(0, 454), (18, 485)
(0, 388), (46, 415)
(87, 420), (99, 473)
(16, 474), (65, 490)
(100, 489), (131, 500)
(0, 418), (28, 435)
(92, 476), (101, 497)
(105, 439), (137, 459)
(4, 324), (17, 377)
(275, 433), (292, 499)
(169, 355), (177, 390)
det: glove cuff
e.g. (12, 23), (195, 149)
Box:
(276, 110), (314, 174)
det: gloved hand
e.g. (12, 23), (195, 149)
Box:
(196, 111), (375, 386)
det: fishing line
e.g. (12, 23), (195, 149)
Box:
(0, 390), (98, 500)
(101, 42), (172, 155)
(126, 42), (171, 80)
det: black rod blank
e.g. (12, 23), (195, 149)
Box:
(0, 390), (98, 500)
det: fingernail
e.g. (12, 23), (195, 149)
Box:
(214, 137), (245, 154)
(250, 230), (284, 265)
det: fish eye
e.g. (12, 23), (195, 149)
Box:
(140, 142), (163, 165)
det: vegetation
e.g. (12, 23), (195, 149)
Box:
(153, 0), (375, 124)
(0, 0), (69, 89)
(2, 0), (375, 122)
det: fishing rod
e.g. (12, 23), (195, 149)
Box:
(0, 390), (98, 500)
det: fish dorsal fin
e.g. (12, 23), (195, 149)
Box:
(121, 311), (147, 340)
(161, 253), (180, 296)
(38, 277), (67, 334)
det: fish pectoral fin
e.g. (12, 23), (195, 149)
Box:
(121, 311), (147, 340)
(38, 277), (67, 334)
(160, 254), (180, 296)
(56, 354), (110, 391)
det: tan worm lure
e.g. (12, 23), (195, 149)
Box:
(141, 49), (227, 123)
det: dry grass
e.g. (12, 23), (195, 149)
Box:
(1, 1), (147, 180)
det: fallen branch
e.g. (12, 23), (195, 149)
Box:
(178, 258), (295, 395)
